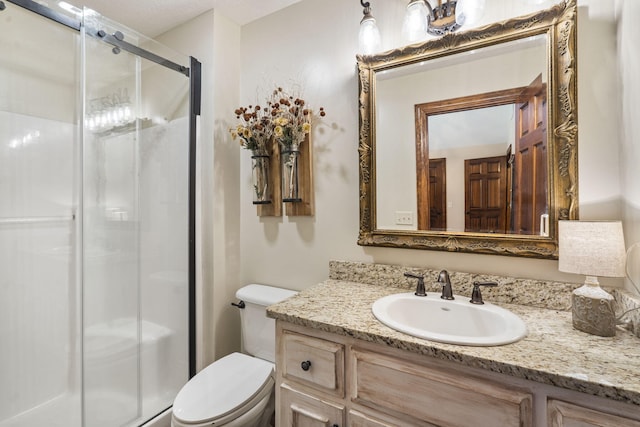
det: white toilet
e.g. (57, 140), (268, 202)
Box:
(171, 284), (297, 427)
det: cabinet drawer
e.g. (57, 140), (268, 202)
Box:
(349, 410), (437, 427)
(351, 348), (532, 427)
(548, 399), (640, 427)
(280, 383), (345, 427)
(282, 330), (344, 396)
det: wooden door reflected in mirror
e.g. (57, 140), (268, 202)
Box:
(416, 76), (548, 235)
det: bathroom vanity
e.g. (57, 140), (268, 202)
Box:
(267, 267), (640, 427)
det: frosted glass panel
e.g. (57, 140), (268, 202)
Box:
(0, 4), (81, 427)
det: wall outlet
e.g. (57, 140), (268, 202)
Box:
(395, 211), (413, 225)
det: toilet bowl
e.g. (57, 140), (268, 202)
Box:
(171, 353), (275, 427)
(171, 284), (296, 427)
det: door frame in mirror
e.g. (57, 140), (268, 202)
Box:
(414, 85), (540, 232)
(356, 0), (577, 259)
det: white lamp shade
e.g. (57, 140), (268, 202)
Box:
(359, 16), (381, 55)
(558, 220), (626, 278)
(402, 0), (430, 42)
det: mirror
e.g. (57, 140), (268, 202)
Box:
(357, 0), (577, 259)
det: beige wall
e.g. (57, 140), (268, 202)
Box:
(208, 11), (242, 365)
(157, 10), (242, 368)
(161, 0), (637, 365)
(237, 0), (624, 295)
(618, 0), (640, 293)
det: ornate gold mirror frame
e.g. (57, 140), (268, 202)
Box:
(357, 0), (577, 259)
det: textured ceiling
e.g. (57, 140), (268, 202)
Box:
(77, 0), (302, 37)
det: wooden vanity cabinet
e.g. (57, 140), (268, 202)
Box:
(350, 348), (532, 426)
(275, 322), (531, 427)
(275, 321), (640, 427)
(547, 400), (640, 427)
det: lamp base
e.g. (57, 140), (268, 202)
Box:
(571, 277), (616, 337)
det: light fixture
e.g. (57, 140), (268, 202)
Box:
(559, 220), (627, 337)
(402, 0), (485, 42)
(358, 0), (381, 55)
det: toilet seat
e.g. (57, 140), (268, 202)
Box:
(172, 352), (274, 425)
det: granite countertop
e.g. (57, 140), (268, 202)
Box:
(267, 279), (640, 407)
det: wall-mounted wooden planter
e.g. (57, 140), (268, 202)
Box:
(257, 138), (282, 217)
(285, 134), (314, 217)
(255, 135), (314, 217)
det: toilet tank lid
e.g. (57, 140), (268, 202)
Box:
(236, 284), (297, 306)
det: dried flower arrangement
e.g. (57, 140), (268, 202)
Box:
(230, 86), (326, 153)
(230, 86), (326, 205)
(268, 87), (326, 152)
(229, 104), (273, 155)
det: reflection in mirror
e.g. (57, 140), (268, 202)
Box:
(420, 75), (548, 235)
(376, 35), (547, 235)
(427, 104), (516, 232)
(357, 0), (578, 258)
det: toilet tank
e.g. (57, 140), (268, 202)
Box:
(235, 284), (297, 363)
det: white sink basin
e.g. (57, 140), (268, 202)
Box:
(372, 292), (528, 346)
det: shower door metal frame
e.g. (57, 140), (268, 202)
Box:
(4, 0), (200, 379)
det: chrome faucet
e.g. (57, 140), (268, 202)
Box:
(404, 272), (426, 296)
(437, 270), (454, 300)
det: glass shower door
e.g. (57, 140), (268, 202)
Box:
(0, 4), (82, 427)
(1, 2), (193, 425)
(82, 11), (191, 427)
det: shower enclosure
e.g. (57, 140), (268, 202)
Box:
(0, 0), (199, 425)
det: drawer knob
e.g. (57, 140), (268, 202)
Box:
(300, 360), (312, 371)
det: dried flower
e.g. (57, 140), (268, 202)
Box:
(230, 87), (326, 154)
(229, 104), (273, 153)
(268, 87), (326, 151)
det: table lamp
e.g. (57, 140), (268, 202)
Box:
(558, 220), (626, 337)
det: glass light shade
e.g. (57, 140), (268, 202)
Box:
(455, 0), (486, 26)
(402, 0), (429, 43)
(359, 15), (381, 55)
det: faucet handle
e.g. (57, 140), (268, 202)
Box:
(470, 281), (498, 305)
(404, 272), (426, 297)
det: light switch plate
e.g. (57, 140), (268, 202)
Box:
(395, 211), (413, 225)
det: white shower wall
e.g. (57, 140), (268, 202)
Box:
(0, 114), (190, 427)
(0, 112), (79, 421)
